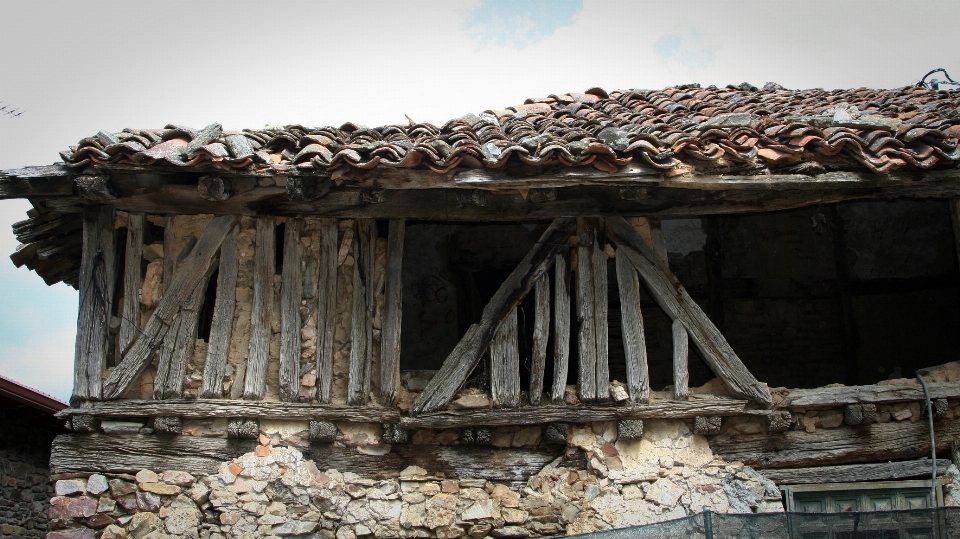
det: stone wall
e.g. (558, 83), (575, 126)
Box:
(47, 419), (784, 539)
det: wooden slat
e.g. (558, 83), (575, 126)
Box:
(763, 460), (950, 485)
(672, 319), (689, 400)
(279, 219), (303, 402)
(162, 215), (176, 293)
(348, 219), (376, 405)
(242, 218), (275, 401)
(592, 222), (609, 401)
(411, 218), (575, 415)
(0, 164), (74, 199)
(102, 215), (238, 399)
(783, 382), (960, 409)
(118, 212), (143, 355)
(200, 227), (238, 398)
(73, 206), (116, 401)
(315, 218), (338, 403)
(615, 251), (649, 403)
(153, 277), (208, 399)
(576, 218), (598, 401)
(606, 216), (773, 407)
(490, 307), (520, 408)
(379, 219), (405, 406)
(550, 252), (571, 404)
(711, 417), (960, 469)
(528, 274), (549, 405)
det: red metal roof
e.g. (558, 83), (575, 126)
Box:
(0, 374), (68, 415)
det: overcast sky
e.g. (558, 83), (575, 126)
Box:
(0, 0), (957, 402)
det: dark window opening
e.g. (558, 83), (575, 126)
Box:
(275, 222), (286, 275)
(197, 269), (219, 342)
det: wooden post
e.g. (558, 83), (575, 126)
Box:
(242, 218), (275, 401)
(606, 217), (773, 406)
(672, 319), (689, 400)
(279, 219), (304, 402)
(73, 205), (116, 401)
(576, 218), (598, 401)
(102, 215), (238, 399)
(200, 227), (238, 398)
(529, 274), (550, 405)
(154, 276), (208, 399)
(315, 218), (338, 403)
(411, 218), (575, 415)
(551, 252), (571, 404)
(118, 211), (143, 356)
(615, 250), (649, 403)
(348, 219), (376, 405)
(490, 307), (520, 408)
(592, 223), (609, 401)
(379, 219), (405, 406)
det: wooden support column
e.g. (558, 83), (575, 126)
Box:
(73, 205), (116, 401)
(490, 307), (520, 407)
(279, 219), (304, 402)
(528, 274), (550, 405)
(411, 218), (575, 415)
(348, 219), (376, 405)
(315, 219), (338, 403)
(379, 219), (405, 406)
(615, 250), (649, 403)
(154, 276), (209, 399)
(102, 215), (238, 399)
(576, 218), (598, 401)
(118, 211), (143, 356)
(606, 216), (773, 406)
(242, 218), (275, 401)
(672, 319), (689, 400)
(200, 227), (238, 398)
(155, 215), (178, 396)
(593, 223), (609, 401)
(550, 252), (571, 404)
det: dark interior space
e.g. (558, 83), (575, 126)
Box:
(398, 199), (960, 394)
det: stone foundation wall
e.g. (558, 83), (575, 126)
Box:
(47, 420), (783, 539)
(0, 448), (52, 538)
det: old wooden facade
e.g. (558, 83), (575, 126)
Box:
(6, 84), (960, 537)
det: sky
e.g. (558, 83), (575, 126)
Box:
(0, 0), (957, 402)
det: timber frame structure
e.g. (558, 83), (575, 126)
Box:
(5, 84), (960, 534)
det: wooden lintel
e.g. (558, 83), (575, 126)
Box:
(606, 216), (773, 407)
(411, 218), (576, 415)
(102, 214), (238, 399)
(58, 399), (401, 422)
(762, 459), (950, 485)
(782, 382), (960, 409)
(0, 164), (74, 199)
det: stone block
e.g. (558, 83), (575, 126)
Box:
(86, 474), (109, 495)
(381, 423), (408, 444)
(55, 478), (87, 496)
(47, 530), (95, 539)
(617, 419), (644, 441)
(227, 418), (260, 439)
(309, 420), (338, 443)
(153, 416), (182, 435)
(766, 411), (793, 433)
(844, 405), (863, 425)
(544, 423), (569, 445)
(693, 416), (722, 435)
(934, 398), (949, 419)
(71, 415), (100, 433)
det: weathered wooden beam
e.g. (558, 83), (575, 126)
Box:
(411, 218), (575, 415)
(672, 320), (689, 401)
(404, 398), (748, 429)
(118, 212), (144, 355)
(153, 276), (208, 399)
(490, 307), (520, 408)
(58, 399), (401, 422)
(762, 459), (950, 485)
(615, 251), (649, 403)
(0, 164), (74, 199)
(102, 215), (238, 399)
(782, 382), (960, 409)
(606, 216), (773, 407)
(242, 217), (275, 401)
(712, 418), (960, 469)
(348, 219), (376, 405)
(315, 218), (338, 403)
(551, 253), (571, 404)
(592, 222), (609, 400)
(73, 206), (116, 401)
(576, 218), (598, 401)
(529, 274), (549, 406)
(200, 227), (238, 398)
(51, 433), (559, 488)
(279, 219), (303, 402)
(379, 219), (405, 406)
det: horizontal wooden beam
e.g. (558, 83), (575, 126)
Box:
(762, 459), (950, 485)
(403, 399), (747, 429)
(0, 165), (74, 199)
(51, 433), (560, 488)
(58, 399), (401, 422)
(782, 382), (960, 409)
(711, 416), (960, 469)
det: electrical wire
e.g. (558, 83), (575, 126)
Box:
(916, 68), (960, 90)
